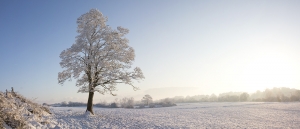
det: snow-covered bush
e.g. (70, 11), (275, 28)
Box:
(0, 89), (52, 128)
(0, 91), (27, 128)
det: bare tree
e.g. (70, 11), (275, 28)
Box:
(142, 94), (153, 106)
(58, 9), (144, 114)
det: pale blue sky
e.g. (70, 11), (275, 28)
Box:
(1, 0), (300, 103)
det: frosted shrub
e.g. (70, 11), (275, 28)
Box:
(0, 93), (27, 128)
(0, 89), (52, 128)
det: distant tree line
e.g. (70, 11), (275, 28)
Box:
(169, 87), (300, 103)
(54, 87), (300, 108)
(55, 94), (176, 108)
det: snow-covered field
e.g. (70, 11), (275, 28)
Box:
(50, 102), (300, 129)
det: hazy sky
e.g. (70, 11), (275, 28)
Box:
(1, 0), (300, 103)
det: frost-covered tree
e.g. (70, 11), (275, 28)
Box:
(58, 9), (144, 115)
(141, 94), (153, 106)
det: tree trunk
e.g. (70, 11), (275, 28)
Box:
(86, 92), (94, 115)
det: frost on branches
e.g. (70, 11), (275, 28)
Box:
(58, 9), (144, 114)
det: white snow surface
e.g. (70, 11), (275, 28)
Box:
(48, 102), (300, 129)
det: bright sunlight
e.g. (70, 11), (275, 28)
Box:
(236, 46), (299, 92)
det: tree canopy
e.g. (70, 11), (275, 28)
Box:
(58, 9), (144, 114)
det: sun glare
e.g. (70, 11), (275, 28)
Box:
(237, 47), (298, 92)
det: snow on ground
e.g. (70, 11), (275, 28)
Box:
(51, 102), (300, 128)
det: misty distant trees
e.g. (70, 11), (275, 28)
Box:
(57, 97), (136, 108)
(120, 97), (135, 108)
(218, 95), (240, 102)
(168, 87), (300, 103)
(251, 87), (300, 102)
(239, 92), (250, 102)
(141, 94), (153, 106)
(59, 101), (86, 107)
(158, 98), (177, 107)
(209, 94), (218, 102)
(290, 90), (300, 101)
(55, 87), (300, 108)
